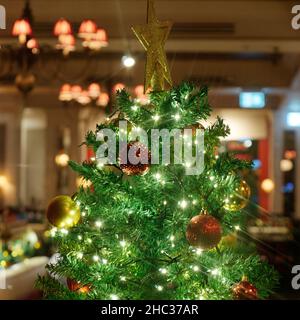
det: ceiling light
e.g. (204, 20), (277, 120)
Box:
(122, 55), (136, 68)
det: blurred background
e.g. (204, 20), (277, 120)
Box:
(0, 0), (300, 299)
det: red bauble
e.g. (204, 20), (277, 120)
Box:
(232, 277), (258, 300)
(67, 278), (91, 294)
(186, 214), (222, 249)
(119, 141), (151, 176)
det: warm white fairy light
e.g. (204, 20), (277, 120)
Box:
(120, 276), (126, 282)
(131, 105), (139, 111)
(179, 200), (188, 209)
(82, 211), (86, 217)
(60, 228), (68, 235)
(102, 258), (108, 265)
(50, 227), (57, 237)
(75, 200), (81, 206)
(209, 175), (215, 181)
(78, 235), (82, 240)
(90, 157), (96, 162)
(170, 235), (175, 241)
(211, 268), (221, 276)
(174, 113), (181, 121)
(77, 252), (83, 259)
(120, 240), (126, 248)
(163, 200), (167, 205)
(192, 199), (197, 205)
(87, 238), (92, 244)
(193, 265), (200, 272)
(106, 117), (110, 121)
(215, 155), (219, 159)
(224, 198), (229, 204)
(95, 220), (103, 228)
(214, 183), (218, 188)
(110, 294), (119, 300)
(156, 285), (163, 291)
(234, 225), (240, 231)
(152, 114), (160, 122)
(159, 268), (168, 275)
(154, 173), (161, 180)
(195, 248), (203, 256)
(93, 255), (100, 262)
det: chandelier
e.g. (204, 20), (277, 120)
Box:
(12, 2), (108, 55)
(1, 1), (109, 95)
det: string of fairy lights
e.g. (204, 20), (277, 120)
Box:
(46, 128), (250, 299)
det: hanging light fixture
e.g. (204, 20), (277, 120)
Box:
(77, 90), (91, 105)
(113, 83), (125, 93)
(53, 18), (72, 37)
(97, 92), (110, 107)
(59, 84), (73, 102)
(78, 19), (97, 39)
(71, 85), (82, 99)
(88, 83), (101, 99)
(12, 19), (32, 44)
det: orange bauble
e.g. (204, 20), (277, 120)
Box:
(186, 214), (222, 250)
(119, 141), (151, 176)
(67, 278), (91, 294)
(232, 276), (258, 300)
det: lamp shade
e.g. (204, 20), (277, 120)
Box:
(113, 83), (125, 92)
(78, 19), (97, 38)
(71, 85), (82, 99)
(59, 84), (72, 101)
(97, 92), (110, 107)
(12, 19), (32, 36)
(95, 28), (108, 43)
(88, 83), (101, 99)
(54, 18), (72, 36)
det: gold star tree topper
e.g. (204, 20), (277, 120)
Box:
(132, 0), (173, 92)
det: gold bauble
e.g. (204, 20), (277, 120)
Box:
(46, 195), (80, 229)
(224, 180), (251, 211)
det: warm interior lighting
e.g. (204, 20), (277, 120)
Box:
(122, 55), (136, 68)
(78, 19), (97, 38)
(113, 83), (125, 92)
(97, 92), (110, 107)
(77, 90), (91, 105)
(12, 19), (32, 44)
(54, 18), (72, 36)
(55, 151), (70, 167)
(280, 159), (293, 172)
(88, 83), (101, 99)
(261, 178), (275, 193)
(0, 175), (8, 188)
(71, 85), (82, 99)
(59, 84), (72, 102)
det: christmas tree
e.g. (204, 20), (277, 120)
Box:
(37, 0), (278, 300)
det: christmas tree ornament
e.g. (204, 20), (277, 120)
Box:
(224, 180), (251, 211)
(186, 213), (222, 250)
(67, 278), (91, 294)
(46, 195), (81, 229)
(184, 123), (205, 137)
(232, 276), (258, 300)
(119, 141), (151, 176)
(132, 0), (173, 92)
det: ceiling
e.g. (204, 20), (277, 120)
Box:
(0, 0), (300, 108)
